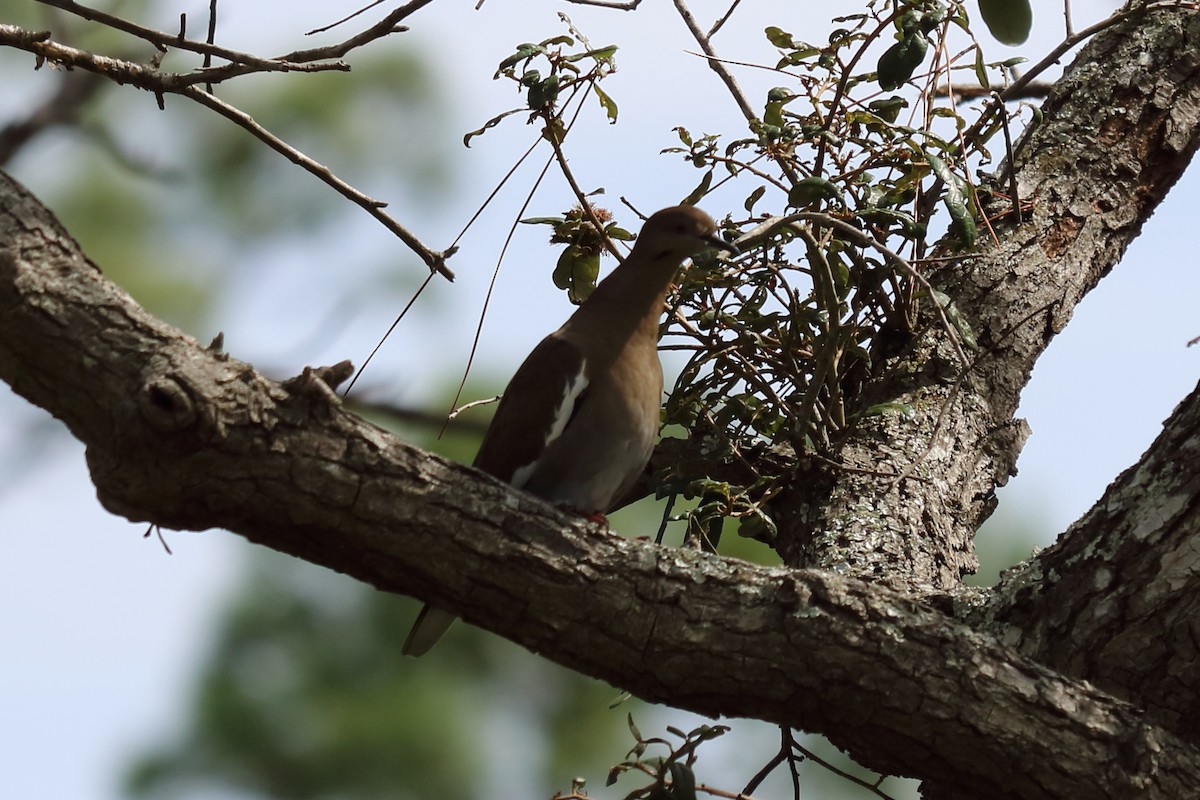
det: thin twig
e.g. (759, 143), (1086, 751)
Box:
(282, 0), (435, 62)
(735, 213), (970, 366)
(203, 0), (217, 69)
(440, 150), (557, 437)
(742, 727), (790, 796)
(694, 782), (763, 800)
(445, 395), (501, 421)
(671, 0), (756, 124)
(0, 23), (453, 277)
(143, 523), (173, 555)
(813, 9), (901, 180)
(306, 0), (390, 35)
(708, 0), (743, 38)
(561, 0), (645, 9)
(450, 137), (542, 253)
(993, 92), (1022, 224)
(343, 271), (438, 397)
(441, 84), (601, 432)
(342, 397), (491, 435)
(791, 739), (899, 799)
(202, 0), (218, 92)
(960, 2), (1199, 157)
(33, 0), (337, 72)
(181, 86), (456, 280)
(540, 101), (626, 261)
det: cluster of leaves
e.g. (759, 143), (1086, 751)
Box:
(650, 0), (1029, 547)
(463, 15), (618, 147)
(522, 207), (635, 303)
(575, 716), (730, 800)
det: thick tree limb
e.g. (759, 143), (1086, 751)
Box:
(2, 168), (1199, 798)
(978, 379), (1200, 741)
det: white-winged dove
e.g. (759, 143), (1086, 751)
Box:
(402, 205), (734, 656)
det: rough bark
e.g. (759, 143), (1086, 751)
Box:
(773, 3), (1200, 594)
(978, 383), (1200, 741)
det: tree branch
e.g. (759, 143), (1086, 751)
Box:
(2, 167), (1199, 799)
(772, 2), (1200, 590)
(978, 377), (1200, 741)
(0, 21), (456, 280)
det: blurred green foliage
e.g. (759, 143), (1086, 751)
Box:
(5, 3), (449, 335)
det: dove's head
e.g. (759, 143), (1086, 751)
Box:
(636, 206), (737, 259)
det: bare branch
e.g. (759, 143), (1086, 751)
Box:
(0, 23), (455, 280)
(182, 86), (456, 280)
(32, 0), (339, 73)
(708, 0), (744, 39)
(670, 0), (756, 124)
(561, 0), (645, 9)
(278, 0), (437, 62)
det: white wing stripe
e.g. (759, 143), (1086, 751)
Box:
(509, 359), (588, 490)
(546, 358), (588, 447)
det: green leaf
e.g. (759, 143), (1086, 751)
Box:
(527, 74), (560, 110)
(541, 117), (566, 145)
(926, 152), (977, 247)
(858, 206), (925, 239)
(766, 86), (796, 104)
(538, 34), (574, 48)
(868, 96), (908, 123)
(787, 176), (844, 209)
(594, 83), (619, 123)
(928, 288), (980, 351)
(973, 45), (990, 88)
(668, 762), (697, 800)
(496, 43), (543, 75)
(567, 246), (601, 303)
(859, 401), (915, 419)
(627, 713), (644, 743)
(876, 34), (928, 91)
(553, 244), (579, 290)
(462, 108), (523, 147)
(694, 723), (730, 741)
(765, 26), (795, 49)
(681, 170), (714, 206)
(565, 44), (619, 62)
(738, 513), (778, 544)
(978, 0), (1032, 46)
(763, 87), (798, 128)
(744, 185), (766, 214)
(552, 244), (601, 303)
